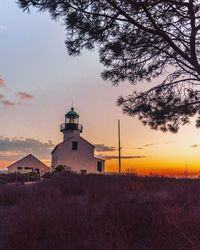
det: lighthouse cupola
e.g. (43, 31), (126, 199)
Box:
(60, 107), (83, 141)
(65, 107), (79, 124)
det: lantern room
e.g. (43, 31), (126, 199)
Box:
(60, 107), (83, 133)
(65, 107), (79, 124)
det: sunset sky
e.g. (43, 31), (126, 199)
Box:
(1, 0), (200, 176)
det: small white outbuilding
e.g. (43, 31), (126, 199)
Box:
(51, 107), (105, 173)
(7, 154), (50, 175)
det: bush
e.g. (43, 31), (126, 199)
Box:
(55, 165), (66, 173)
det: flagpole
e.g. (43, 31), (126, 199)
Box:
(118, 120), (121, 173)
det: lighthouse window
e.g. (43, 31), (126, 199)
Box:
(70, 117), (74, 123)
(97, 161), (103, 172)
(72, 141), (78, 150)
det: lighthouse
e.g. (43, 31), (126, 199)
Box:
(51, 107), (105, 173)
(60, 107), (83, 141)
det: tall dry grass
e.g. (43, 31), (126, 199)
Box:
(0, 173), (200, 250)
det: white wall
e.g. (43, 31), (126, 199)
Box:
(8, 155), (50, 175)
(52, 136), (104, 173)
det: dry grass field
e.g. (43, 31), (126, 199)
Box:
(0, 172), (200, 250)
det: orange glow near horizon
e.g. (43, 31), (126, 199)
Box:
(2, 156), (200, 177)
(1, 118), (200, 177)
(105, 160), (200, 177)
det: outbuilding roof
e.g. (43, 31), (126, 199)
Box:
(7, 154), (49, 169)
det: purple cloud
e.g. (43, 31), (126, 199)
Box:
(0, 76), (5, 87)
(95, 144), (116, 152)
(17, 92), (34, 100)
(97, 155), (146, 160)
(0, 137), (54, 160)
(1, 100), (15, 107)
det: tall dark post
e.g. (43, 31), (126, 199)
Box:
(118, 120), (121, 173)
(185, 163), (188, 179)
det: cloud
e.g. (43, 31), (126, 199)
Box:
(0, 25), (7, 31)
(0, 79), (33, 106)
(97, 154), (146, 160)
(0, 91), (33, 107)
(134, 144), (156, 150)
(1, 100), (15, 107)
(0, 76), (5, 86)
(0, 137), (55, 161)
(143, 143), (156, 147)
(164, 141), (173, 145)
(95, 144), (116, 152)
(17, 92), (34, 100)
(135, 142), (173, 150)
(191, 144), (198, 148)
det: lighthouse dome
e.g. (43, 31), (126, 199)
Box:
(65, 107), (79, 118)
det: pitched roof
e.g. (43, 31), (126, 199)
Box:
(51, 136), (74, 154)
(7, 154), (49, 169)
(95, 156), (105, 161)
(80, 137), (95, 147)
(51, 136), (94, 154)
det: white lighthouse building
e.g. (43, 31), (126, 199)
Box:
(51, 107), (105, 173)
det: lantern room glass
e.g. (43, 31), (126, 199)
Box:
(65, 116), (79, 124)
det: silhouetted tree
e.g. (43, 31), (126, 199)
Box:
(18, 0), (200, 132)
